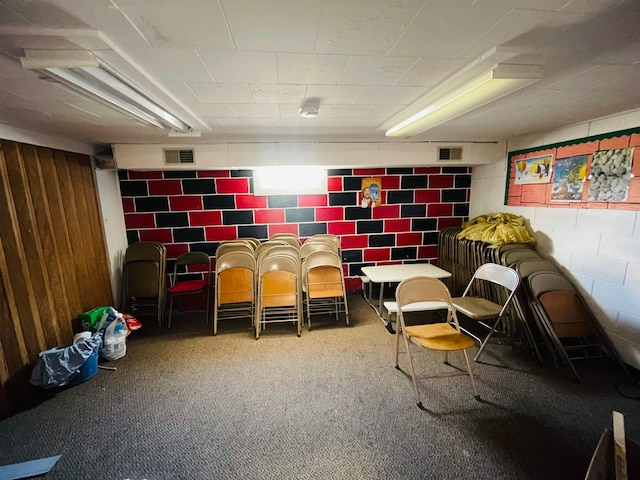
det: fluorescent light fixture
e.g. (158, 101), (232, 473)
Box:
(254, 166), (327, 195)
(385, 64), (542, 137)
(21, 49), (193, 132)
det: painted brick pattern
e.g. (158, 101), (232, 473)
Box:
(119, 168), (471, 290)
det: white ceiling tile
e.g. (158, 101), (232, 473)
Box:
(186, 83), (254, 103)
(471, 0), (582, 9)
(277, 53), (348, 85)
(280, 104), (303, 118)
(389, 5), (511, 58)
(352, 86), (425, 105)
(546, 64), (636, 90)
(560, 0), (622, 13)
(315, 0), (425, 55)
(117, 2), (235, 49)
(0, 4), (32, 26)
(394, 57), (470, 87)
(1, 0), (85, 28)
(338, 55), (417, 86)
(221, 0), (321, 53)
(456, 9), (589, 59)
(312, 104), (371, 118)
(199, 52), (278, 84)
(249, 84), (306, 103)
(183, 103), (235, 117)
(230, 104), (280, 118)
(362, 104), (405, 120)
(123, 48), (213, 83)
(303, 85), (362, 104)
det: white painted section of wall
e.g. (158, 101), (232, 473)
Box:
(114, 141), (506, 169)
(0, 123), (93, 155)
(94, 168), (128, 309)
(468, 107), (640, 369)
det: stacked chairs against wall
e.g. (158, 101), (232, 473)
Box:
(300, 234), (349, 329)
(511, 258), (562, 363)
(255, 243), (302, 339)
(302, 249), (349, 330)
(213, 243), (256, 335)
(121, 242), (166, 325)
(526, 271), (628, 381)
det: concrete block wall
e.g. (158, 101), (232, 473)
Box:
(469, 108), (640, 370)
(118, 166), (471, 291)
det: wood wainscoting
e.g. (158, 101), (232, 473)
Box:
(0, 139), (112, 418)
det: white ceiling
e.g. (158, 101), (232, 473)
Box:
(0, 0), (639, 148)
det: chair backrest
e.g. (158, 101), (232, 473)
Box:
(304, 250), (341, 270)
(299, 241), (336, 260)
(396, 276), (453, 308)
(254, 240), (289, 259)
(257, 244), (299, 266)
(501, 249), (542, 267)
(215, 242), (254, 258)
(527, 271), (575, 298)
(216, 251), (256, 273)
(309, 234), (341, 250)
(125, 242), (165, 263)
(471, 263), (520, 293)
(172, 251), (212, 287)
(515, 258), (559, 279)
(238, 237), (260, 249)
(269, 234), (302, 248)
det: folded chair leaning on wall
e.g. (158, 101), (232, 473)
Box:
(526, 271), (628, 382)
(395, 276), (479, 409)
(167, 251), (212, 328)
(451, 263), (520, 362)
(302, 250), (349, 330)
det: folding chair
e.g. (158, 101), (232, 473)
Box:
(394, 276), (479, 409)
(255, 251), (301, 339)
(302, 250), (349, 330)
(527, 271), (628, 381)
(451, 263), (520, 362)
(167, 251), (212, 328)
(213, 251), (256, 335)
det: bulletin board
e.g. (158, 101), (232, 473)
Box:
(505, 126), (640, 210)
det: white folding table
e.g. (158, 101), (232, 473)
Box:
(360, 263), (452, 333)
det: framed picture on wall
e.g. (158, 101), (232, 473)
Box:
(514, 154), (553, 185)
(551, 155), (588, 201)
(587, 147), (634, 202)
(360, 177), (381, 208)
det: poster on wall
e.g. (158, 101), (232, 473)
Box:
(587, 147), (634, 202)
(514, 154), (553, 185)
(551, 155), (588, 201)
(360, 177), (381, 208)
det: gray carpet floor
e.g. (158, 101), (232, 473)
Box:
(1, 294), (639, 480)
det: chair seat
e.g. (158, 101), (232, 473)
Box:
(405, 323), (475, 351)
(168, 279), (207, 294)
(452, 296), (502, 319)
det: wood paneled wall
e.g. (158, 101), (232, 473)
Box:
(0, 139), (112, 418)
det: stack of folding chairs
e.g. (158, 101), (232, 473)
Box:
(121, 242), (166, 325)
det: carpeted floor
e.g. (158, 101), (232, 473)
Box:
(1, 294), (639, 480)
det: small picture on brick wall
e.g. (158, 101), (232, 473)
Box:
(360, 177), (381, 208)
(514, 154), (553, 185)
(587, 147), (634, 202)
(551, 154), (588, 201)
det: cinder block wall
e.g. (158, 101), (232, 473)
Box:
(118, 166), (471, 291)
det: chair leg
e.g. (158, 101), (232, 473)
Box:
(463, 350), (480, 400)
(343, 290), (350, 326)
(474, 316), (505, 362)
(402, 334), (422, 408)
(167, 297), (174, 329)
(394, 322), (401, 367)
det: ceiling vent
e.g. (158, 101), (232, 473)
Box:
(163, 148), (195, 165)
(438, 146), (463, 161)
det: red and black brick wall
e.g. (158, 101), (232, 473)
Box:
(118, 166), (471, 291)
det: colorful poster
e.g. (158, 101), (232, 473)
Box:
(360, 178), (381, 208)
(587, 147), (634, 202)
(514, 154), (553, 185)
(551, 155), (588, 201)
